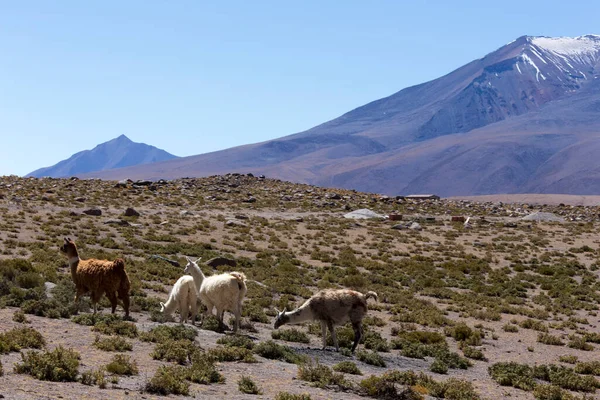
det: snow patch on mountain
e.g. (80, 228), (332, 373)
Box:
(531, 35), (600, 58)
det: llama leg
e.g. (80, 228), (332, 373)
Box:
(351, 322), (363, 353)
(118, 288), (130, 317)
(320, 321), (328, 350)
(327, 321), (339, 351)
(107, 292), (118, 314)
(179, 297), (188, 324)
(190, 297), (198, 326)
(91, 291), (103, 314)
(216, 307), (225, 331)
(233, 305), (241, 333)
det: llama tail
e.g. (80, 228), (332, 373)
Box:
(229, 271), (247, 282)
(364, 291), (378, 302)
(229, 272), (248, 301)
(114, 259), (131, 292)
(113, 258), (126, 272)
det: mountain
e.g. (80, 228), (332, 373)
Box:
(27, 135), (178, 178)
(84, 35), (600, 196)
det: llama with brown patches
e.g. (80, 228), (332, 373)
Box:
(274, 289), (378, 352)
(59, 237), (130, 317)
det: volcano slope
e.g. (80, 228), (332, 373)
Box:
(1, 174), (600, 399)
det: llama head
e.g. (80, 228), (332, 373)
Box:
(273, 308), (288, 329)
(184, 256), (202, 275)
(59, 237), (77, 257)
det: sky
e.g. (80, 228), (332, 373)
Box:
(1, 1), (599, 176)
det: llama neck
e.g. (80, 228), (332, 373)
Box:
(189, 263), (205, 292)
(162, 297), (178, 316)
(68, 255), (80, 280)
(284, 303), (314, 325)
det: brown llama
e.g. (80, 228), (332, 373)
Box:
(59, 237), (130, 317)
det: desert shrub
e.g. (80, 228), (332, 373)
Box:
(272, 328), (310, 343)
(461, 345), (486, 361)
(140, 324), (197, 343)
(12, 310), (29, 323)
(254, 340), (306, 364)
(440, 378), (481, 400)
(488, 362), (536, 391)
(538, 333), (564, 346)
(216, 334), (255, 349)
(533, 384), (579, 400)
(363, 330), (390, 352)
(333, 361), (362, 375)
(105, 354), (138, 376)
(151, 339), (197, 364)
(274, 393), (312, 400)
(0, 327), (45, 354)
(14, 346), (80, 382)
(208, 346), (257, 363)
(200, 315), (222, 332)
(72, 313), (137, 337)
(575, 361), (600, 375)
(534, 364), (600, 392)
(20, 297), (72, 319)
(398, 330), (446, 344)
(144, 365), (190, 395)
(356, 350), (386, 367)
(519, 319), (548, 332)
(188, 351), (225, 384)
(0, 359), (3, 377)
(242, 302), (270, 323)
(430, 358), (449, 374)
(297, 360), (351, 389)
(80, 368), (108, 388)
(93, 335), (132, 352)
(238, 375), (262, 394)
(503, 324), (519, 332)
(567, 336), (593, 351)
(559, 355), (578, 364)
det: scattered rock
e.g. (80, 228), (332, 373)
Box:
(521, 211), (565, 222)
(180, 210), (194, 216)
(409, 222), (422, 231)
(83, 208), (102, 216)
(234, 214), (249, 220)
(205, 257), (237, 268)
(75, 197), (86, 202)
(124, 207), (140, 217)
(226, 219), (246, 227)
(44, 282), (57, 298)
(388, 214), (403, 221)
(243, 196), (257, 203)
(344, 209), (385, 219)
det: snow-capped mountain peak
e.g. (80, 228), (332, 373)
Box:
(530, 35), (600, 58)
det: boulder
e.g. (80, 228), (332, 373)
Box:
(83, 208), (102, 216)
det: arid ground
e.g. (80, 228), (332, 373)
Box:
(2, 175), (600, 399)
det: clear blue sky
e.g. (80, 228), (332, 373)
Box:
(1, 1), (599, 176)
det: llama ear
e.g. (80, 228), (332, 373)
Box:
(185, 256), (192, 262)
(64, 237), (69, 243)
(195, 257), (202, 264)
(274, 308), (281, 314)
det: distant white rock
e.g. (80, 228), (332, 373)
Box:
(343, 209), (385, 219)
(521, 211), (565, 222)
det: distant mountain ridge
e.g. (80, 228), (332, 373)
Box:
(27, 135), (178, 178)
(83, 35), (600, 196)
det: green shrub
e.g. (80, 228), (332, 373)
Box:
(80, 368), (108, 388)
(297, 360), (351, 389)
(488, 362), (536, 391)
(200, 315), (222, 332)
(519, 319), (548, 332)
(362, 330), (390, 352)
(356, 350), (386, 367)
(216, 334), (255, 349)
(537, 333), (564, 346)
(462, 345), (486, 361)
(567, 336), (593, 351)
(139, 324), (197, 343)
(574, 361), (600, 375)
(208, 346), (257, 363)
(0, 327), (45, 353)
(14, 346), (80, 382)
(430, 358), (448, 374)
(0, 359), (3, 377)
(274, 393), (312, 400)
(502, 324), (519, 333)
(93, 335), (132, 352)
(151, 339), (197, 364)
(188, 351), (225, 384)
(254, 340), (306, 364)
(105, 354), (138, 376)
(333, 361), (362, 375)
(238, 375), (262, 394)
(144, 365), (190, 395)
(12, 310), (29, 323)
(559, 355), (578, 364)
(440, 378), (481, 400)
(533, 384), (578, 400)
(272, 328), (310, 343)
